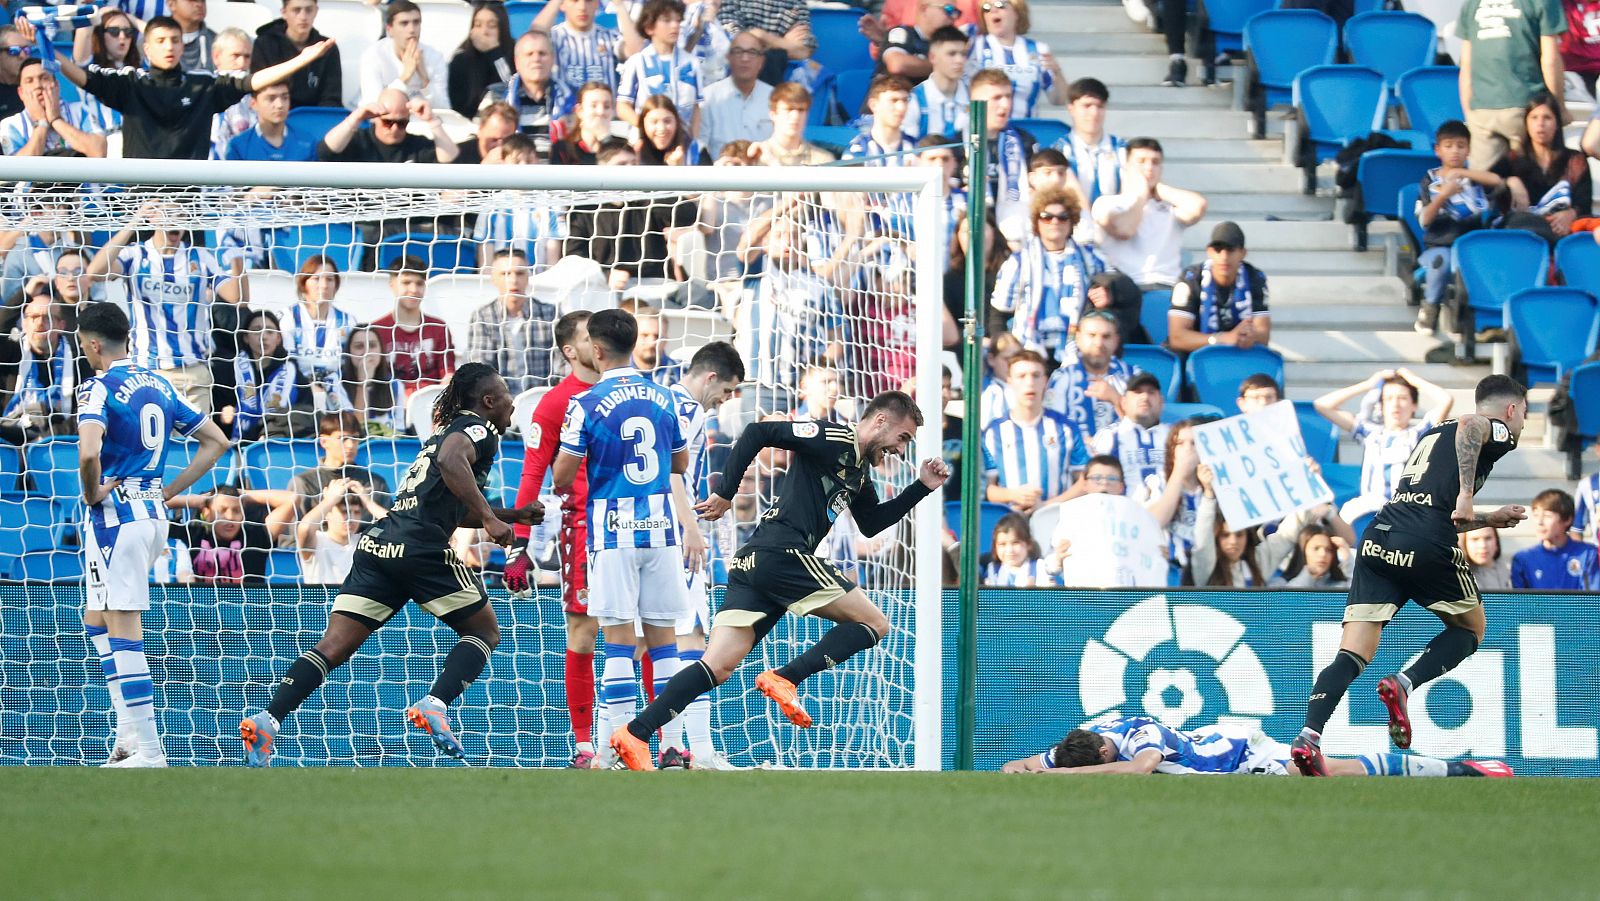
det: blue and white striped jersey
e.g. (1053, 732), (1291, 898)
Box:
(560, 367), (687, 551)
(1093, 419), (1169, 501)
(617, 44), (702, 114)
(1046, 716), (1254, 775)
(982, 411), (1081, 499)
(979, 377), (1011, 429)
(1044, 357), (1136, 444)
(473, 201), (567, 268)
(966, 34), (1054, 118)
(0, 102), (103, 155)
(680, 0), (732, 83)
(76, 359), (207, 529)
(982, 559), (1059, 587)
(735, 266), (845, 395)
(670, 382), (712, 502)
(116, 240), (226, 370)
(843, 131), (919, 167)
(109, 0), (168, 20)
(552, 21), (626, 91)
(1352, 417), (1436, 501)
(1575, 472), (1600, 543)
(282, 302), (355, 384)
(904, 78), (969, 141)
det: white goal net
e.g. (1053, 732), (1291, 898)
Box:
(0, 158), (945, 770)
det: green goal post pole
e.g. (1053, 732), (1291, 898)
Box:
(956, 101), (989, 772)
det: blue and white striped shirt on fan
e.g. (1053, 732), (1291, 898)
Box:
(979, 377), (1011, 429)
(1044, 356), (1136, 444)
(560, 367), (687, 551)
(966, 34), (1054, 118)
(1093, 419), (1169, 501)
(982, 410), (1080, 499)
(116, 241), (226, 370)
(1352, 417), (1436, 501)
(473, 202), (567, 268)
(904, 78), (968, 141)
(617, 44), (702, 114)
(76, 359), (207, 529)
(843, 131), (919, 167)
(1574, 471), (1600, 544)
(982, 559), (1058, 587)
(282, 302), (355, 385)
(552, 22), (626, 91)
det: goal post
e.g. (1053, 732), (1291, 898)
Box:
(0, 157), (947, 770)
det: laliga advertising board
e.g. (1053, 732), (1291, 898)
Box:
(1190, 400), (1333, 529)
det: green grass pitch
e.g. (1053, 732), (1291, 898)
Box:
(3, 770), (1598, 899)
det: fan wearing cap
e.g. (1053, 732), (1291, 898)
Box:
(1167, 220), (1271, 354)
(1091, 369), (1170, 502)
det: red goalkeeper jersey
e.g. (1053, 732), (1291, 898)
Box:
(513, 372), (595, 539)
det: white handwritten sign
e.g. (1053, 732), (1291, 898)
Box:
(1191, 400), (1332, 529)
(1052, 493), (1169, 587)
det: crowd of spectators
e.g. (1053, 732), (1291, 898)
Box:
(0, 0), (1592, 589)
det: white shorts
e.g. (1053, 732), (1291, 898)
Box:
(587, 545), (691, 627)
(676, 567), (711, 636)
(84, 518), (169, 612)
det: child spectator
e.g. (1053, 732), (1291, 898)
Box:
(1274, 522), (1350, 589)
(287, 411), (392, 517)
(979, 331), (1023, 428)
(538, 0), (642, 95)
(1235, 372), (1281, 414)
(1314, 367), (1454, 521)
(1166, 221), (1271, 354)
(1146, 416), (1203, 578)
(223, 309), (315, 442)
(966, 0), (1063, 118)
(617, 0), (703, 135)
(904, 25), (969, 140)
(224, 82), (316, 162)
(1461, 525), (1513, 591)
(1512, 489), (1600, 589)
(1415, 120), (1500, 335)
(179, 486), (281, 584)
(1055, 77), (1124, 247)
(983, 349), (1083, 513)
(981, 512), (1059, 586)
(295, 478), (384, 585)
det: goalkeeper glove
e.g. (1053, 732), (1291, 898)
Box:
(504, 537), (533, 598)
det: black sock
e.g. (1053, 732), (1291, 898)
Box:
(428, 635), (494, 705)
(268, 649), (332, 723)
(627, 661), (717, 741)
(774, 622), (882, 685)
(1305, 649), (1368, 735)
(1401, 627), (1479, 690)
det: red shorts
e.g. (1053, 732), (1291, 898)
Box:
(559, 515), (589, 615)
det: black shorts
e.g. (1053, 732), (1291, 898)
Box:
(1346, 519), (1480, 623)
(331, 540), (489, 629)
(714, 547), (856, 635)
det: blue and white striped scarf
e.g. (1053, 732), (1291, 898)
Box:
(1197, 262), (1258, 334)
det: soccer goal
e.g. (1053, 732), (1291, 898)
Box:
(0, 156), (948, 770)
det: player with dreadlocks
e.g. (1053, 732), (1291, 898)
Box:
(240, 363), (543, 766)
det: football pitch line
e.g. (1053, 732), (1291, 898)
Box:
(2, 770), (1597, 900)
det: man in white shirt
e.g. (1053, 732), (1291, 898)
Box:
(698, 31), (771, 157)
(1090, 137), (1207, 289)
(358, 0), (449, 111)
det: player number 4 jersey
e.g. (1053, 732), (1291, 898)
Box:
(1385, 417), (1516, 522)
(560, 368), (686, 551)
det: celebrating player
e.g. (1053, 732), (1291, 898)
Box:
(1001, 716), (1512, 778)
(610, 390), (949, 771)
(75, 303), (232, 767)
(1291, 375), (1529, 777)
(504, 310), (603, 768)
(241, 363), (541, 766)
(551, 309), (697, 768)
(658, 341), (746, 769)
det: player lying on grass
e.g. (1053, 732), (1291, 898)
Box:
(1000, 716), (1512, 777)
(609, 391), (949, 770)
(241, 363), (542, 766)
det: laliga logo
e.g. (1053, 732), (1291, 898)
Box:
(1079, 594), (1273, 730)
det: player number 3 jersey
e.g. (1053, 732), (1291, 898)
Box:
(560, 367), (686, 551)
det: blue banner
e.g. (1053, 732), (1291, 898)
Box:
(946, 589), (1600, 776)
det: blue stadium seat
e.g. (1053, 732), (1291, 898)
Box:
(1160, 402), (1225, 423)
(944, 500), (1012, 557)
(241, 439), (322, 492)
(809, 8), (872, 74)
(1121, 344), (1181, 401)
(355, 437), (423, 496)
(1294, 65), (1386, 168)
(1140, 288), (1172, 346)
(166, 440), (235, 495)
(1184, 345), (1286, 410)
(1349, 510), (1376, 539)
(269, 222), (360, 274)
(1451, 229), (1549, 331)
(264, 548), (302, 585)
(1293, 400), (1341, 465)
(1505, 287), (1599, 385)
(1013, 118), (1069, 148)
(376, 232), (478, 274)
(1205, 0), (1276, 55)
(493, 440), (526, 507)
(1397, 182), (1423, 251)
(1320, 462), (1361, 507)
(1556, 232), (1600, 295)
(0, 443), (21, 496)
(594, 11), (617, 28)
(504, 1), (547, 36)
(1396, 66), (1462, 139)
(0, 497), (65, 558)
(1344, 12), (1435, 91)
(23, 437), (79, 499)
(17, 550), (82, 583)
(803, 125), (860, 154)
(284, 106), (349, 145)
(824, 67), (874, 126)
(1245, 10), (1338, 131)
(1352, 148), (1437, 251)
(1570, 361), (1600, 459)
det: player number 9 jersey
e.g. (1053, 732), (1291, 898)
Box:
(560, 368), (687, 551)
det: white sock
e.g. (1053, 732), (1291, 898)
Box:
(679, 649), (716, 757)
(649, 645), (684, 752)
(111, 637), (161, 756)
(87, 626), (130, 746)
(597, 644), (637, 755)
(1397, 672), (1414, 694)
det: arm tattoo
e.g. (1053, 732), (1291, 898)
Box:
(1455, 415), (1488, 497)
(1455, 515), (1492, 533)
